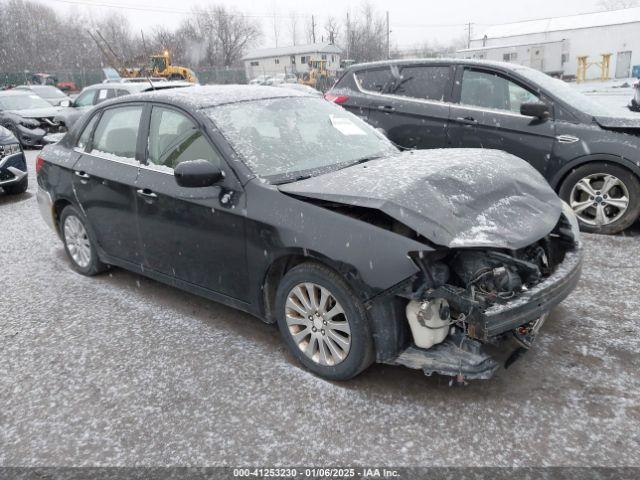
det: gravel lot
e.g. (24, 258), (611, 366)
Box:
(1, 147), (639, 468)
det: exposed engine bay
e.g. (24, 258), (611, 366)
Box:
(394, 212), (582, 381)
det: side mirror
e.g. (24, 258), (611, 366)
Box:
(520, 102), (550, 119)
(59, 99), (72, 107)
(174, 159), (223, 188)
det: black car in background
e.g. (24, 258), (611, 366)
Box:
(0, 125), (27, 195)
(326, 59), (640, 234)
(0, 90), (65, 147)
(36, 86), (582, 382)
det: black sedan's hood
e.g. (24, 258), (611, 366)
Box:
(280, 149), (562, 250)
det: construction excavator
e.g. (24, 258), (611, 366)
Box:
(88, 30), (199, 84)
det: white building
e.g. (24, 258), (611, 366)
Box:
(457, 8), (640, 80)
(243, 43), (342, 80)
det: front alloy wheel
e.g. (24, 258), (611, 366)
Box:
(285, 283), (352, 366)
(275, 262), (374, 380)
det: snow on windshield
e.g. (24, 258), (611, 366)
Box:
(0, 93), (53, 110)
(204, 97), (397, 181)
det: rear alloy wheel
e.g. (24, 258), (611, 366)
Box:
(60, 205), (106, 276)
(275, 263), (374, 380)
(559, 163), (640, 234)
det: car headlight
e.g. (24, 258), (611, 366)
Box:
(561, 201), (581, 243)
(0, 143), (21, 158)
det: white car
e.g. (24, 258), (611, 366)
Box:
(249, 75), (272, 86)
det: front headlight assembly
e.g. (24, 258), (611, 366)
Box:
(0, 143), (21, 158)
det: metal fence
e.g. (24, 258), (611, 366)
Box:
(1, 68), (246, 90)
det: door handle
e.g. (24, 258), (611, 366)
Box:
(74, 171), (90, 179)
(456, 116), (478, 126)
(377, 105), (396, 112)
(136, 188), (157, 199)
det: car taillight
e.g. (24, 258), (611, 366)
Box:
(324, 93), (349, 104)
(35, 155), (45, 173)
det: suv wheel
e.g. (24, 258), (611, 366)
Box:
(60, 205), (106, 276)
(559, 163), (640, 234)
(275, 263), (374, 381)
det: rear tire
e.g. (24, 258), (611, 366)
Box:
(559, 162), (640, 234)
(60, 205), (106, 276)
(2, 177), (28, 195)
(275, 262), (374, 381)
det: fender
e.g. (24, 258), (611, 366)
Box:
(550, 153), (640, 190)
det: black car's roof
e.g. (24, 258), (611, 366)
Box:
(108, 84), (310, 110)
(348, 57), (530, 73)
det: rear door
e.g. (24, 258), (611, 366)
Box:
(71, 104), (144, 264)
(448, 66), (556, 174)
(135, 105), (249, 300)
(365, 64), (453, 149)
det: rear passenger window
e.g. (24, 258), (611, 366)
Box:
(115, 89), (130, 97)
(355, 68), (393, 93)
(91, 106), (143, 160)
(389, 66), (450, 101)
(76, 114), (98, 150)
(147, 107), (221, 171)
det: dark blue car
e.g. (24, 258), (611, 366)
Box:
(0, 125), (28, 195)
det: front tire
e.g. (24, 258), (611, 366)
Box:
(2, 177), (28, 195)
(60, 205), (106, 276)
(275, 262), (374, 381)
(559, 162), (640, 234)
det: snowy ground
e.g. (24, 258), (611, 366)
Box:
(1, 149), (639, 467)
(571, 77), (637, 115)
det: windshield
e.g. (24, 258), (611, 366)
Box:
(32, 86), (67, 99)
(205, 97), (397, 182)
(0, 93), (53, 110)
(513, 66), (618, 117)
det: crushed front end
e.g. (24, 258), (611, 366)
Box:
(393, 205), (583, 381)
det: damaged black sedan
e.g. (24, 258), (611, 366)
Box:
(36, 86), (582, 381)
(0, 90), (65, 147)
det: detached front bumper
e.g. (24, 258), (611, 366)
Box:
(394, 243), (583, 380)
(469, 244), (583, 340)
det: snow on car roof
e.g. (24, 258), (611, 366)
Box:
(119, 84), (310, 109)
(347, 57), (522, 72)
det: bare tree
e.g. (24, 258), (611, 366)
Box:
(599, 0), (640, 9)
(288, 11), (299, 46)
(324, 16), (339, 45)
(340, 1), (387, 62)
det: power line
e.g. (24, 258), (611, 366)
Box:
(45, 0), (314, 19)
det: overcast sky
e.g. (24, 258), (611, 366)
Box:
(36, 0), (607, 49)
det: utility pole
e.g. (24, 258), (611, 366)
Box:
(311, 15), (316, 43)
(467, 22), (473, 49)
(346, 12), (350, 60)
(386, 11), (390, 59)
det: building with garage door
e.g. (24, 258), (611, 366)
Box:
(456, 7), (640, 81)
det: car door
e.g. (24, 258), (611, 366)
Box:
(360, 64), (453, 149)
(448, 67), (556, 174)
(71, 104), (145, 264)
(135, 105), (249, 301)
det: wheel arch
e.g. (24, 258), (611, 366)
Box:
(260, 250), (410, 363)
(550, 154), (640, 191)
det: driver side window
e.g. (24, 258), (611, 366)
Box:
(147, 107), (221, 171)
(460, 69), (539, 114)
(74, 90), (96, 107)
